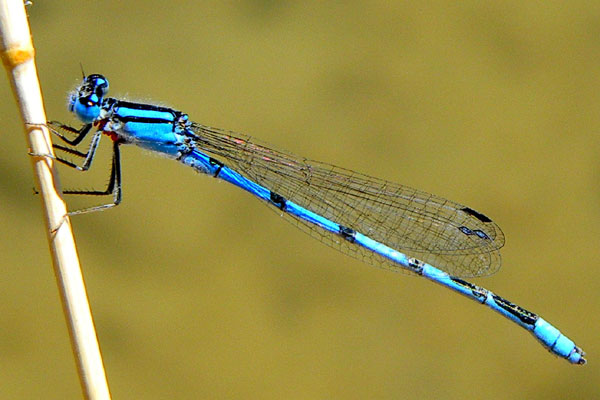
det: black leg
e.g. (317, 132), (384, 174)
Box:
(48, 121), (93, 145)
(54, 131), (103, 171)
(65, 141), (123, 215)
(35, 121), (123, 214)
(48, 122), (102, 171)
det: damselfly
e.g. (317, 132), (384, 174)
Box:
(46, 74), (585, 364)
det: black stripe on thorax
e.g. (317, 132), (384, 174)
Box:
(113, 99), (178, 113)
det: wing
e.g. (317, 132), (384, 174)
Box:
(189, 123), (505, 277)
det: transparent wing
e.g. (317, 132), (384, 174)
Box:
(190, 123), (505, 277)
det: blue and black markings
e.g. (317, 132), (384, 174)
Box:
(339, 226), (356, 243)
(407, 257), (425, 274)
(46, 73), (585, 364)
(450, 277), (488, 302)
(208, 157), (224, 177)
(492, 294), (538, 325)
(269, 192), (287, 210)
(458, 226), (491, 240)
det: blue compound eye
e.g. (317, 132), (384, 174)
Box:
(86, 74), (109, 97)
(68, 74), (109, 123)
(72, 96), (100, 123)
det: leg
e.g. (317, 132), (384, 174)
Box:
(65, 141), (123, 215)
(53, 130), (103, 171)
(48, 122), (103, 171)
(48, 121), (93, 146)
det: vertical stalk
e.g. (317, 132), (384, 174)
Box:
(0, 1), (111, 398)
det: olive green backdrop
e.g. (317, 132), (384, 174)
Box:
(1, 1), (598, 399)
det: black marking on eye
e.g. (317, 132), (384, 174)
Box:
(270, 192), (287, 211)
(339, 226), (356, 243)
(208, 157), (224, 177)
(492, 294), (538, 325)
(461, 207), (492, 223)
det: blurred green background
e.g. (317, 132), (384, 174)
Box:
(1, 1), (599, 398)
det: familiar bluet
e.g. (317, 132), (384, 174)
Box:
(48, 74), (585, 364)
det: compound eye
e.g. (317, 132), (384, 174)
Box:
(86, 74), (110, 97)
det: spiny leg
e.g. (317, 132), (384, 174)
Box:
(48, 122), (101, 171)
(48, 121), (93, 146)
(33, 122), (124, 214)
(65, 140), (123, 215)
